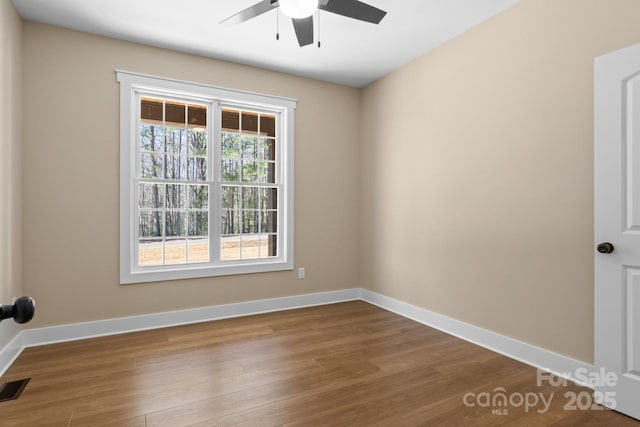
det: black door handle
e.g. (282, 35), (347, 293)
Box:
(0, 297), (35, 324)
(597, 242), (615, 254)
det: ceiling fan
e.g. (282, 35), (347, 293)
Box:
(220, 0), (387, 47)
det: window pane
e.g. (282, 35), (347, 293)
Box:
(139, 240), (163, 266)
(165, 155), (186, 180)
(187, 157), (207, 181)
(139, 183), (164, 209)
(241, 160), (258, 182)
(188, 105), (207, 128)
(241, 136), (258, 159)
(261, 211), (277, 233)
(165, 239), (187, 264)
(221, 209), (240, 235)
(165, 128), (187, 154)
(242, 187), (258, 209)
(166, 184), (186, 209)
(188, 130), (207, 156)
(260, 114), (276, 138)
(189, 185), (209, 209)
(188, 238), (208, 263)
(260, 234), (277, 257)
(165, 102), (186, 125)
(242, 112), (258, 133)
(222, 109), (240, 131)
(222, 134), (240, 158)
(259, 138), (275, 161)
(141, 98), (163, 123)
(260, 187), (278, 210)
(141, 125), (164, 152)
(221, 236), (241, 260)
(139, 211), (163, 237)
(188, 211), (208, 237)
(258, 161), (276, 183)
(221, 186), (240, 210)
(222, 159), (239, 182)
(140, 153), (163, 178)
(241, 235), (260, 259)
(242, 210), (259, 234)
(165, 211), (186, 237)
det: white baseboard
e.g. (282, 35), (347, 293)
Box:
(21, 288), (362, 348)
(359, 289), (594, 388)
(0, 289), (360, 376)
(1, 287), (593, 390)
(0, 323), (25, 377)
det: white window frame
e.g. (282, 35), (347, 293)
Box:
(117, 71), (295, 284)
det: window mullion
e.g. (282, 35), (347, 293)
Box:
(210, 101), (222, 264)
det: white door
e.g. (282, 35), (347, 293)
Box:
(595, 42), (640, 420)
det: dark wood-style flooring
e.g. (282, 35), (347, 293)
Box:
(0, 301), (638, 426)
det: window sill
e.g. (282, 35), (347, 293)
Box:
(121, 259), (294, 284)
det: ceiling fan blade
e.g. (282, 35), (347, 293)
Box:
(319, 0), (386, 24)
(220, 0), (278, 26)
(292, 16), (314, 47)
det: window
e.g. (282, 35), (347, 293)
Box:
(118, 71), (295, 284)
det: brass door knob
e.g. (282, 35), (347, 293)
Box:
(597, 242), (615, 254)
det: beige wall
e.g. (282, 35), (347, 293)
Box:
(0, 0), (23, 347)
(22, 23), (361, 327)
(360, 0), (640, 363)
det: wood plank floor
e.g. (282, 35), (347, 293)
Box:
(1, 301), (638, 426)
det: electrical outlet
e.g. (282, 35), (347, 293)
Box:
(298, 267), (305, 279)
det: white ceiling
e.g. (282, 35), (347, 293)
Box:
(12, 0), (520, 88)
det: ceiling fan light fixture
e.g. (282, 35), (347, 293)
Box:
(279, 0), (318, 19)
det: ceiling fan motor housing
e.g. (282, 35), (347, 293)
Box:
(279, 0), (318, 18)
